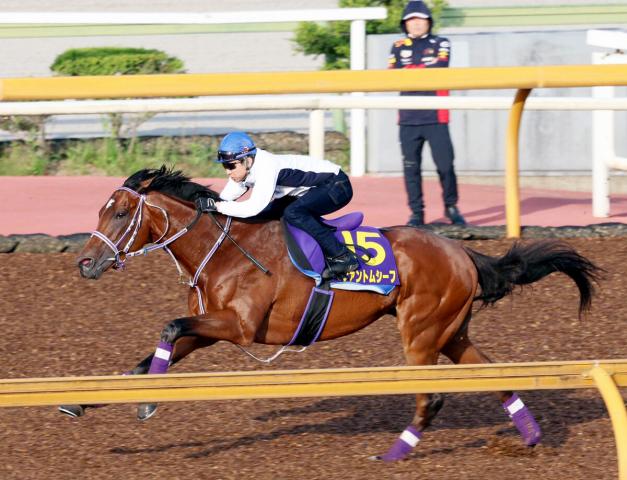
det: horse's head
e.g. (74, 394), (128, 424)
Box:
(77, 166), (219, 279)
(77, 185), (152, 279)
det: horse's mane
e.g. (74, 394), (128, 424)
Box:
(123, 166), (220, 202)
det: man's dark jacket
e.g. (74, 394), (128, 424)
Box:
(388, 0), (451, 126)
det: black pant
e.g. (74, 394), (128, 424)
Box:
(400, 123), (458, 214)
(274, 171), (353, 258)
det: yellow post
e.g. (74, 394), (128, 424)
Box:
(589, 366), (627, 480)
(505, 88), (531, 238)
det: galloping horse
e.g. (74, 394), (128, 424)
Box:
(63, 167), (600, 461)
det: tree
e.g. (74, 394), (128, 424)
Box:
(293, 0), (448, 70)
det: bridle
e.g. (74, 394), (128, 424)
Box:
(90, 184), (227, 280)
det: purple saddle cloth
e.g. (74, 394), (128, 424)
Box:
(282, 212), (400, 295)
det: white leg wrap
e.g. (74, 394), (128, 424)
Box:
(154, 347), (172, 361)
(506, 397), (525, 416)
(400, 428), (421, 447)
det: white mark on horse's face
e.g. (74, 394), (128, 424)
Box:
(105, 198), (115, 210)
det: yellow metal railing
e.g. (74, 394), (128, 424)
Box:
(3, 65), (627, 100)
(589, 366), (627, 479)
(3, 64), (627, 237)
(1, 360), (625, 477)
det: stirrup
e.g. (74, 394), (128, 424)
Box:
(322, 251), (359, 280)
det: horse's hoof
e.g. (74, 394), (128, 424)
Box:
(137, 403), (158, 421)
(369, 453), (407, 462)
(58, 404), (85, 418)
(524, 430), (542, 447)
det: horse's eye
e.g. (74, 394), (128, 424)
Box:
(116, 211), (128, 219)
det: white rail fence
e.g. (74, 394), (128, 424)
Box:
(588, 29), (627, 217)
(1, 94), (626, 217)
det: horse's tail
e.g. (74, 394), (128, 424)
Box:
(464, 240), (601, 316)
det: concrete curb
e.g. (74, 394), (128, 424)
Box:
(0, 233), (91, 253)
(2, 223), (627, 253)
(416, 222), (627, 240)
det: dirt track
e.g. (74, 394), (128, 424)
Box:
(0, 237), (625, 480)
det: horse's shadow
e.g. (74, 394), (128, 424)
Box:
(110, 389), (608, 458)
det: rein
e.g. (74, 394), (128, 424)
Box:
(207, 213), (270, 275)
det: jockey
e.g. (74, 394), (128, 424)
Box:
(196, 131), (360, 279)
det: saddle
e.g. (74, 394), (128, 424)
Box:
(280, 212), (400, 347)
(282, 212), (400, 295)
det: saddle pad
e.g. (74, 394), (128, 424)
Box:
(282, 215), (400, 295)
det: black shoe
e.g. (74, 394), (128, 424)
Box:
(322, 250), (360, 280)
(407, 212), (424, 227)
(444, 205), (466, 225)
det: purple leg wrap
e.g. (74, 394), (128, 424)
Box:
(379, 425), (422, 462)
(503, 393), (542, 446)
(147, 341), (173, 374)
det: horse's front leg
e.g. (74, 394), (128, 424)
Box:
(58, 331), (222, 419)
(128, 336), (218, 375)
(59, 314), (234, 420)
(137, 309), (255, 421)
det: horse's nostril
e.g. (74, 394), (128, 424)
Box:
(78, 257), (94, 268)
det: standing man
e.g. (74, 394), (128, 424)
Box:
(389, 0), (466, 226)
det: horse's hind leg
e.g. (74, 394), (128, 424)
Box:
(441, 318), (542, 446)
(375, 349), (443, 462)
(375, 299), (455, 462)
(376, 295), (471, 461)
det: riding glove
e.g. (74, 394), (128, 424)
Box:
(195, 196), (218, 213)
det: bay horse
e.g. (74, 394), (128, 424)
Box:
(62, 167), (600, 461)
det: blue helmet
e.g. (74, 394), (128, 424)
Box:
(216, 131), (257, 163)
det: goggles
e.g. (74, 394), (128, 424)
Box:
(217, 151), (240, 162)
(217, 147), (257, 163)
(222, 161), (240, 171)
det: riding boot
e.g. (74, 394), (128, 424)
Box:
(322, 249), (360, 280)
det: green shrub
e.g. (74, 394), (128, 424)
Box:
(50, 47), (184, 76)
(293, 0), (448, 70)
